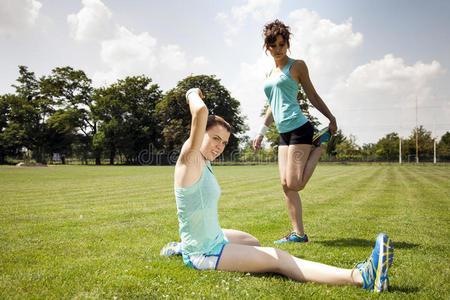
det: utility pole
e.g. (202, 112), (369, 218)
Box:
(434, 138), (437, 164)
(399, 137), (402, 164)
(415, 97), (419, 164)
(433, 120), (436, 164)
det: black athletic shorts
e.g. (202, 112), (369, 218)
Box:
(279, 121), (314, 146)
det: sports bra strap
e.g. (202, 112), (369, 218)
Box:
(282, 58), (295, 75)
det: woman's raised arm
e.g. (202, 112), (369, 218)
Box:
(181, 88), (208, 156)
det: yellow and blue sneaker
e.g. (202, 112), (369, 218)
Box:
(312, 127), (331, 147)
(274, 231), (309, 244)
(160, 241), (182, 256)
(357, 233), (394, 293)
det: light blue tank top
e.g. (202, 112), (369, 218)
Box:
(264, 58), (308, 133)
(175, 161), (227, 263)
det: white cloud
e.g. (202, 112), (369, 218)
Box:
(72, 0), (209, 88)
(231, 0), (282, 22)
(160, 44), (187, 71)
(329, 54), (446, 143)
(93, 26), (158, 86)
(192, 56), (208, 66)
(0, 0), (42, 34)
(67, 0), (113, 42)
(215, 12), (228, 22)
(216, 0), (281, 46)
(230, 54), (273, 135)
(92, 27), (211, 88)
(341, 55), (443, 91)
(288, 9), (363, 89)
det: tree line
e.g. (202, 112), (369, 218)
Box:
(325, 127), (450, 162)
(0, 66), (245, 164)
(241, 125), (450, 163)
(1, 65), (448, 165)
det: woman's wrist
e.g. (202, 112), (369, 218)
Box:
(258, 124), (269, 136)
(185, 88), (201, 103)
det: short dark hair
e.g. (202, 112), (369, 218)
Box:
(206, 115), (231, 132)
(263, 19), (291, 52)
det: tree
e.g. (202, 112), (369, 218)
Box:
(437, 131), (450, 161)
(238, 136), (275, 162)
(261, 101), (280, 153)
(374, 132), (399, 161)
(404, 126), (434, 162)
(11, 66), (53, 163)
(13, 66), (40, 100)
(326, 129), (346, 157)
(335, 134), (361, 161)
(93, 75), (162, 164)
(156, 75), (247, 159)
(359, 143), (377, 161)
(0, 95), (14, 163)
(45, 108), (84, 164)
(40, 66), (97, 164)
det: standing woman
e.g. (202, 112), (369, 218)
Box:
(253, 20), (337, 243)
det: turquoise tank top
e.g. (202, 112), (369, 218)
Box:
(264, 58), (308, 133)
(175, 161), (227, 263)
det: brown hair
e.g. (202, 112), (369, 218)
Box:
(206, 115), (231, 132)
(263, 19), (291, 53)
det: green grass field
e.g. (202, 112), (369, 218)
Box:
(1, 164), (449, 299)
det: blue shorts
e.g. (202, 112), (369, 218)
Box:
(184, 242), (228, 270)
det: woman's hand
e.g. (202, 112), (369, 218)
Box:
(253, 135), (263, 152)
(329, 118), (337, 135)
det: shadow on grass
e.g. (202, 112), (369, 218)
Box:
(388, 285), (420, 294)
(236, 273), (421, 294)
(315, 238), (419, 249)
(246, 272), (287, 280)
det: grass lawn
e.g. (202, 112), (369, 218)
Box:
(0, 163), (449, 299)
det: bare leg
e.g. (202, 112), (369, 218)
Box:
(286, 144), (324, 190)
(282, 188), (304, 235)
(279, 146), (302, 234)
(278, 145), (324, 235)
(217, 244), (363, 286)
(222, 229), (260, 246)
(299, 145), (324, 187)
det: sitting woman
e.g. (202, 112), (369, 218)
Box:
(162, 88), (393, 293)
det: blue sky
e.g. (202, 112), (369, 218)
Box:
(1, 0), (449, 144)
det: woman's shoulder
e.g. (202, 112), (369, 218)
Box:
(291, 59), (307, 70)
(290, 59), (309, 78)
(175, 141), (205, 188)
(178, 140), (203, 165)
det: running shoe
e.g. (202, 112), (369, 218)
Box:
(274, 231), (308, 244)
(160, 241), (182, 256)
(312, 127), (331, 147)
(357, 233), (394, 293)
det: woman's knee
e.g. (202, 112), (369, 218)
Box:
(247, 236), (261, 246)
(241, 232), (261, 246)
(263, 247), (289, 273)
(224, 229), (261, 246)
(281, 180), (289, 191)
(283, 180), (305, 192)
